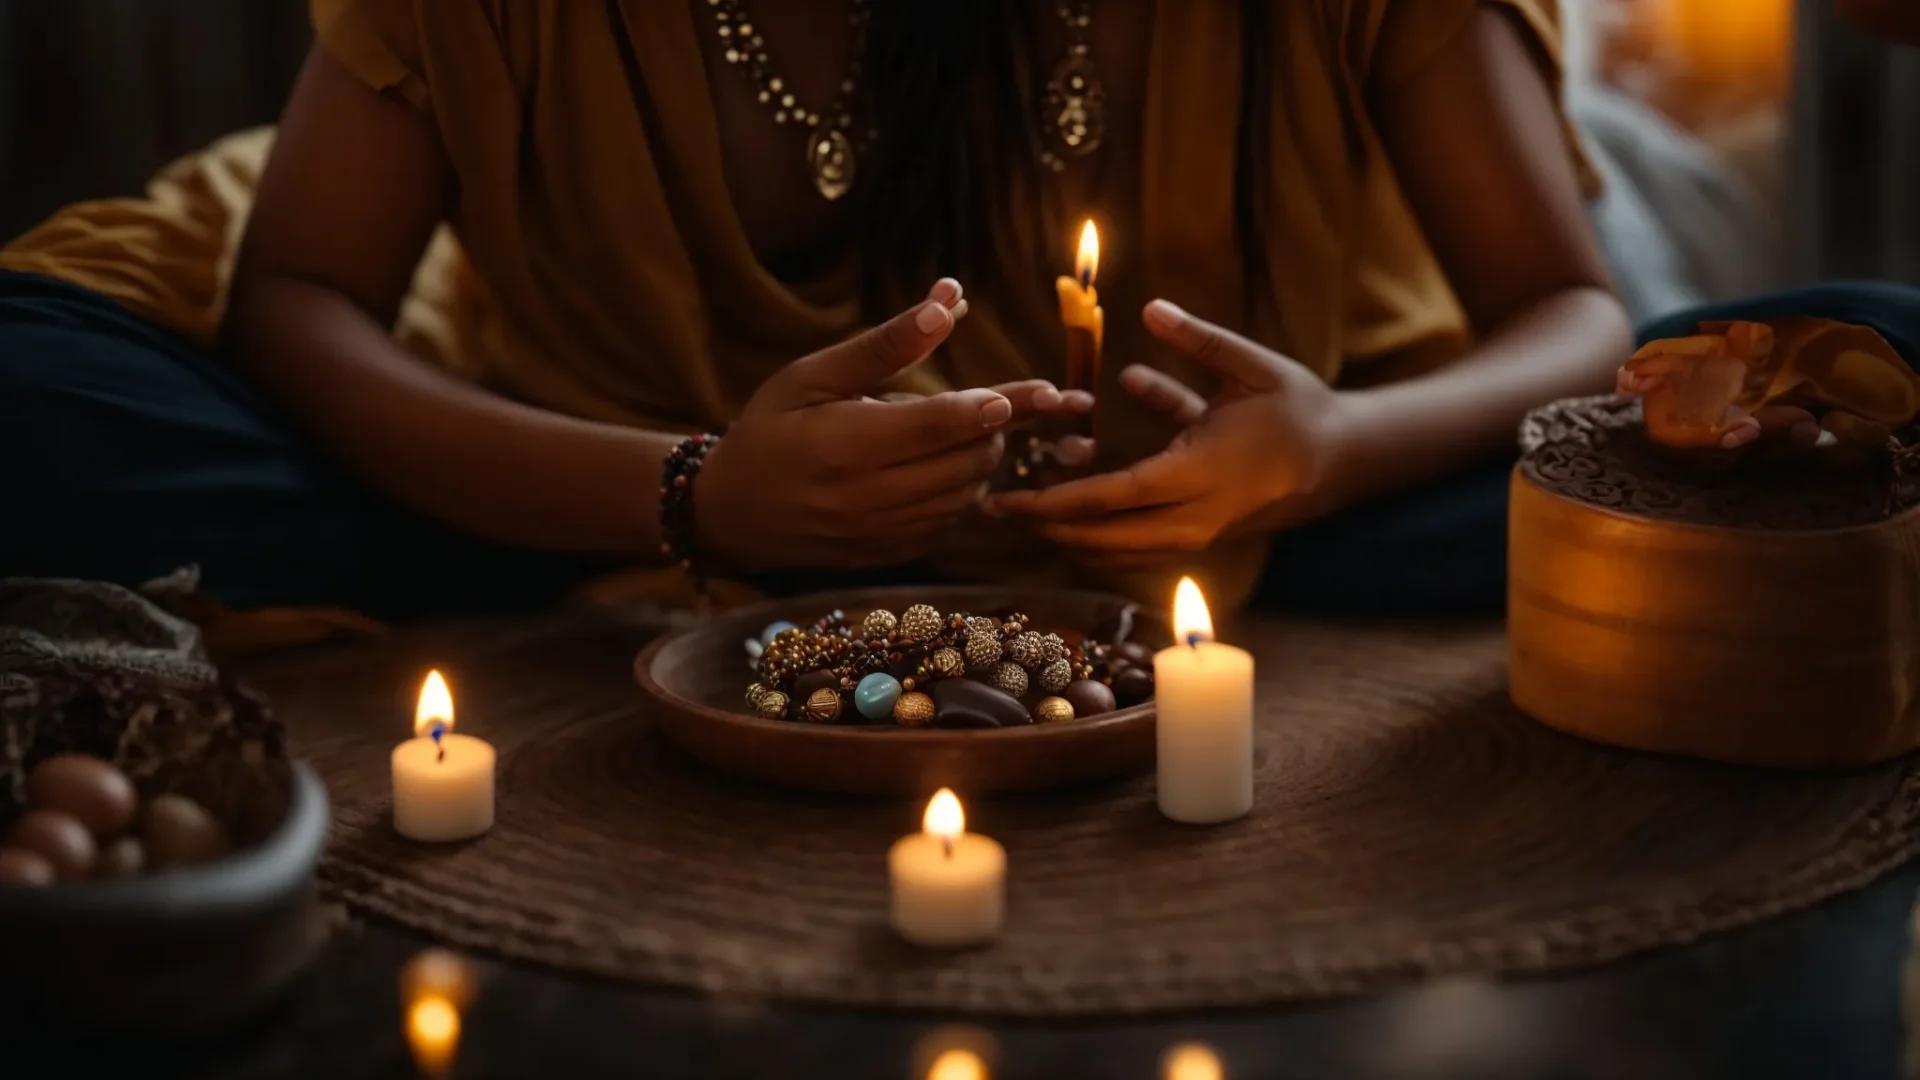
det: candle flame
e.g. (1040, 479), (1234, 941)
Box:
(406, 994), (461, 1079)
(1075, 219), (1099, 287)
(1172, 577), (1213, 645)
(927, 1048), (988, 1080)
(415, 670), (455, 737)
(1162, 1042), (1225, 1080)
(924, 788), (965, 841)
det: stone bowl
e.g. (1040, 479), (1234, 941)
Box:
(0, 761), (331, 1037)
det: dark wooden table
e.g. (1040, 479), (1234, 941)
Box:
(10, 859), (1915, 1080)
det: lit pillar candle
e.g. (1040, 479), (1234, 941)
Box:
(1055, 219), (1103, 437)
(889, 789), (1006, 947)
(392, 670), (495, 842)
(1154, 578), (1255, 824)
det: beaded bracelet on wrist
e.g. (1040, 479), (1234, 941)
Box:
(659, 433), (721, 590)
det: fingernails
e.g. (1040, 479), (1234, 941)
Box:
(1033, 386), (1063, 410)
(915, 302), (950, 333)
(1143, 299), (1186, 333)
(951, 298), (970, 320)
(1119, 364), (1153, 390)
(979, 396), (1012, 426)
(929, 278), (963, 306)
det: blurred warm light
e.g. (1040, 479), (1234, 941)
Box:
(927, 1048), (987, 1080)
(415, 670), (455, 737)
(1656, 0), (1792, 86)
(1172, 577), (1213, 644)
(406, 994), (460, 1079)
(402, 948), (476, 1009)
(1075, 220), (1099, 286)
(924, 789), (965, 842)
(1162, 1043), (1225, 1080)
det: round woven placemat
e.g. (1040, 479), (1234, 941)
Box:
(253, 611), (1920, 1016)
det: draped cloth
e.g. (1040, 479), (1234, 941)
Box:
(1, 0), (1591, 615)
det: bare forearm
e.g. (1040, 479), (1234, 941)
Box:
(226, 272), (677, 556)
(1322, 286), (1631, 509)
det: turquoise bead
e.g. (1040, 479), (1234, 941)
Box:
(854, 673), (903, 720)
(760, 621), (798, 646)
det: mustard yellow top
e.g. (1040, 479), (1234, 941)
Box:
(1, 0), (1590, 613)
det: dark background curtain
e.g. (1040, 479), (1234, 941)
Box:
(1790, 0), (1920, 285)
(0, 0), (310, 240)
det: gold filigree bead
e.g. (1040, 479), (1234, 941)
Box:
(1035, 659), (1073, 695)
(965, 631), (1003, 671)
(1039, 633), (1068, 665)
(1033, 696), (1075, 724)
(860, 609), (898, 641)
(756, 691), (790, 720)
(1007, 631), (1046, 670)
(745, 682), (771, 708)
(892, 691), (936, 727)
(987, 661), (1029, 698)
(930, 647), (965, 680)
(803, 687), (842, 723)
(899, 604), (942, 642)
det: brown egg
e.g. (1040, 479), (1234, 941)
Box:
(143, 795), (231, 872)
(9, 810), (97, 880)
(1110, 640), (1155, 668)
(26, 754), (138, 839)
(0, 847), (55, 886)
(94, 837), (146, 879)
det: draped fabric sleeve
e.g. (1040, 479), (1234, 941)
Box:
(1367, 0), (1602, 198)
(310, 0), (432, 113)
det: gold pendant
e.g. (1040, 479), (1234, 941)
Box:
(1043, 52), (1106, 158)
(808, 128), (857, 202)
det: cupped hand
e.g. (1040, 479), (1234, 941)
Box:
(694, 281), (1076, 572)
(987, 299), (1351, 568)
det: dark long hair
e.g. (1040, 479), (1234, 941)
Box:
(854, 0), (1274, 322)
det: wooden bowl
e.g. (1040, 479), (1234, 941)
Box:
(633, 587), (1161, 794)
(0, 761), (331, 1036)
(1509, 468), (1920, 768)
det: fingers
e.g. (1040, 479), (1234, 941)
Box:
(1616, 367), (1665, 395)
(842, 390), (1017, 466)
(863, 433), (1006, 512)
(1037, 505), (1217, 553)
(987, 450), (1194, 520)
(1751, 404), (1821, 446)
(1054, 435), (1097, 468)
(988, 379), (1095, 423)
(1119, 364), (1208, 424)
(1717, 415), (1762, 449)
(1142, 300), (1282, 391)
(768, 283), (968, 406)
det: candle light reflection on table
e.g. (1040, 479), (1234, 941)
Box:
(1162, 1042), (1225, 1080)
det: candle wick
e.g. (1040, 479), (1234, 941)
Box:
(1078, 268), (1091, 289)
(942, 835), (954, 859)
(431, 721), (446, 762)
(1186, 631), (1206, 649)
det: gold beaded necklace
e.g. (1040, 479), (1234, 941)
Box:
(704, 0), (875, 202)
(1039, 0), (1105, 172)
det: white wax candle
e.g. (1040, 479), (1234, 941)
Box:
(393, 671), (495, 842)
(1154, 578), (1255, 824)
(889, 789), (1005, 947)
